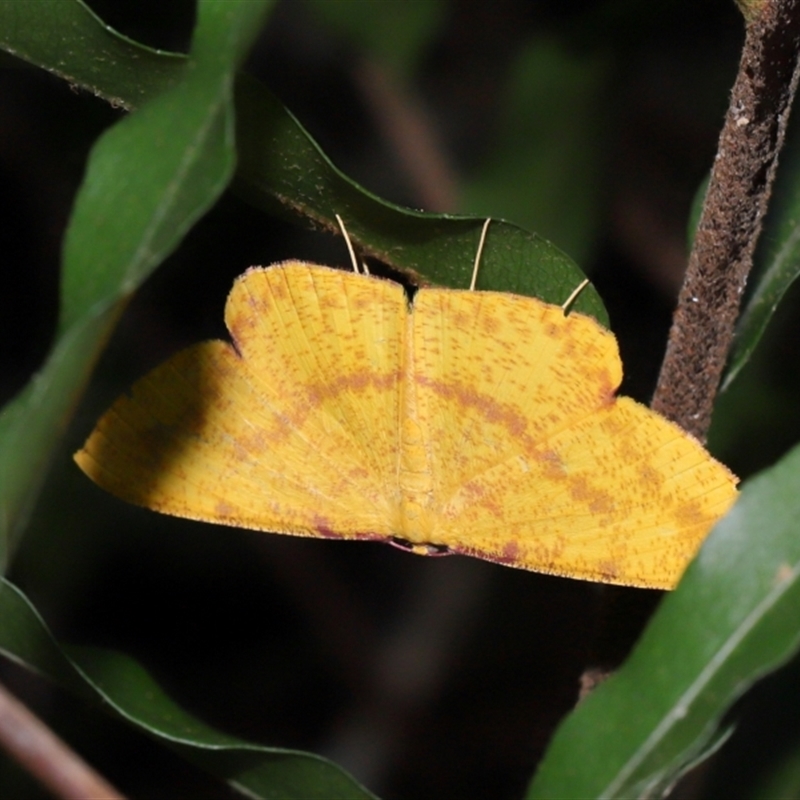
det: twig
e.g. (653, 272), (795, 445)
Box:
(651, 0), (800, 441)
(0, 679), (126, 799)
(580, 0), (800, 706)
(353, 58), (459, 212)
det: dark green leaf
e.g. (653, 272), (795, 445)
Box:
(527, 442), (800, 799)
(0, 0), (605, 316)
(233, 75), (601, 312)
(0, 579), (376, 800)
(0, 0), (184, 108)
(0, 0), (273, 567)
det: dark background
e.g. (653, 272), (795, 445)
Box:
(2, 1), (800, 798)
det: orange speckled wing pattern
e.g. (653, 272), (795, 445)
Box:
(77, 265), (404, 540)
(410, 288), (736, 586)
(75, 261), (738, 588)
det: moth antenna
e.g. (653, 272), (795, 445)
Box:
(469, 218), (492, 291)
(335, 214), (360, 274)
(562, 278), (591, 315)
(361, 260), (371, 275)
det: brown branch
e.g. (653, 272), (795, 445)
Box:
(353, 58), (459, 213)
(0, 679), (126, 799)
(651, 0), (800, 441)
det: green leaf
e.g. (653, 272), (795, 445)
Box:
(0, 0), (605, 317)
(0, 578), (376, 800)
(0, 0), (184, 108)
(59, 2), (271, 330)
(527, 442), (800, 799)
(233, 75), (602, 313)
(0, 0), (273, 568)
(722, 120), (800, 391)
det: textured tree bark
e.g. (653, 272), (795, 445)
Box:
(651, 0), (800, 441)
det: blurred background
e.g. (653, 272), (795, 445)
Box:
(2, 1), (800, 797)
